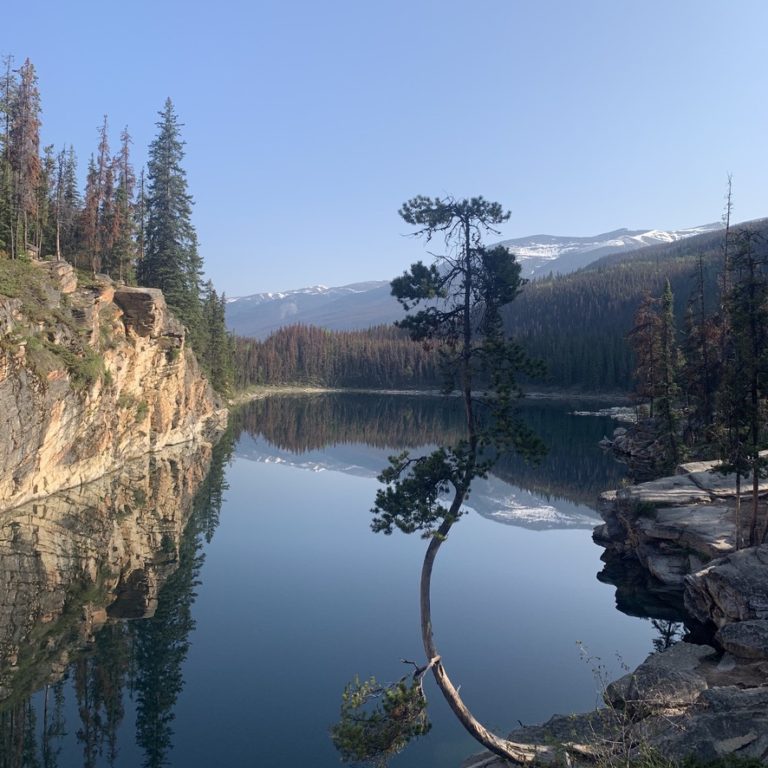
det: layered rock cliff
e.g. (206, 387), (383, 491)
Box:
(0, 259), (227, 509)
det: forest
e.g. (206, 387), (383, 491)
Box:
(233, 220), (766, 394)
(0, 56), (233, 392)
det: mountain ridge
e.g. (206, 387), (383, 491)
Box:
(226, 222), (723, 338)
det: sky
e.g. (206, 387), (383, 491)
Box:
(4, 0), (768, 296)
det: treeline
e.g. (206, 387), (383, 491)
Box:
(233, 324), (442, 390)
(0, 56), (233, 392)
(622, 213), (768, 548)
(504, 225), (735, 391)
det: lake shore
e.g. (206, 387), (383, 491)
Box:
(465, 460), (768, 767)
(228, 385), (632, 406)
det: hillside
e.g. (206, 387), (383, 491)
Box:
(225, 224), (720, 338)
(505, 219), (768, 391)
(0, 259), (227, 508)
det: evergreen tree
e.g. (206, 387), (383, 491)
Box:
(334, 196), (547, 765)
(716, 228), (768, 545)
(138, 98), (202, 342)
(57, 145), (80, 260)
(110, 127), (137, 282)
(628, 291), (662, 417)
(0, 56), (14, 256)
(201, 281), (233, 393)
(655, 278), (681, 468)
(79, 155), (99, 272)
(8, 58), (41, 257)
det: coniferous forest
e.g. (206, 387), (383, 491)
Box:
(0, 56), (234, 392)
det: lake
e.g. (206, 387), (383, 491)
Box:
(0, 393), (669, 767)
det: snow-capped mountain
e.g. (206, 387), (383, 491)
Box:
(497, 224), (722, 278)
(225, 223), (722, 337)
(225, 280), (397, 337)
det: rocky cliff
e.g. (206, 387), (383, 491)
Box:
(0, 259), (227, 509)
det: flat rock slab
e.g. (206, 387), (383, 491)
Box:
(716, 619), (768, 660)
(636, 505), (735, 558)
(617, 475), (712, 506)
(605, 642), (713, 716)
(685, 545), (768, 626)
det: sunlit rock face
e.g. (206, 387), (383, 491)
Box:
(0, 443), (212, 704)
(0, 262), (227, 509)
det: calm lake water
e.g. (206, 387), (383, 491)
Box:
(2, 394), (668, 767)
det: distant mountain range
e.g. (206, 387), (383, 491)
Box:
(225, 223), (722, 338)
(495, 224), (722, 278)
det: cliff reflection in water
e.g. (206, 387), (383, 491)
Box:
(0, 429), (233, 768)
(235, 393), (627, 511)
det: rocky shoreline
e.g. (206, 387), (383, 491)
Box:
(464, 457), (768, 766)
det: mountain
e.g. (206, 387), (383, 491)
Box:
(225, 280), (399, 338)
(225, 223), (722, 338)
(497, 224), (722, 278)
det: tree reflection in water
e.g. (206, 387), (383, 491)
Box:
(0, 425), (234, 768)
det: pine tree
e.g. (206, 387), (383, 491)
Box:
(8, 58), (41, 257)
(79, 155), (100, 272)
(656, 278), (681, 468)
(138, 98), (202, 342)
(58, 146), (80, 261)
(201, 281), (233, 393)
(716, 228), (768, 545)
(110, 127), (136, 282)
(138, 99), (202, 347)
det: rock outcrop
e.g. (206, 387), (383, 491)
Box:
(463, 458), (768, 766)
(0, 260), (227, 509)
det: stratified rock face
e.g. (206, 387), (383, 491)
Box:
(0, 443), (212, 704)
(0, 262), (227, 509)
(685, 546), (768, 627)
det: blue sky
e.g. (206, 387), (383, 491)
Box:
(5, 0), (768, 295)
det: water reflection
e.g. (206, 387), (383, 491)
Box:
(0, 394), (670, 768)
(0, 429), (234, 768)
(235, 393), (627, 523)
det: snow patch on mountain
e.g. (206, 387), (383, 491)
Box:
(497, 223), (722, 277)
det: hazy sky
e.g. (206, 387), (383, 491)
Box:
(5, 1), (767, 295)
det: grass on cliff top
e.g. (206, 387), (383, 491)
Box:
(0, 257), (51, 320)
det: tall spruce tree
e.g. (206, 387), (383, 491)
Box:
(8, 58), (41, 257)
(138, 98), (202, 343)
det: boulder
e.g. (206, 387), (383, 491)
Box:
(716, 620), (768, 660)
(685, 545), (768, 627)
(605, 642), (713, 717)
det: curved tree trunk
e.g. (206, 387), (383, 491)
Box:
(420, 511), (593, 765)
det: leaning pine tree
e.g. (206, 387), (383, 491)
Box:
(137, 98), (203, 345)
(332, 196), (596, 765)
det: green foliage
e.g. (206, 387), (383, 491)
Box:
(372, 195), (545, 537)
(372, 446), (470, 535)
(234, 323), (441, 391)
(46, 343), (105, 390)
(137, 98), (202, 342)
(330, 676), (430, 767)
